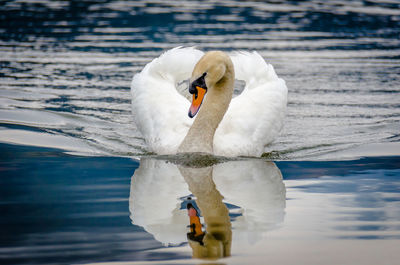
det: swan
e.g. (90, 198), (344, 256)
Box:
(131, 47), (287, 157)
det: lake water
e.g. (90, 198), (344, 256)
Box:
(0, 0), (400, 264)
(1, 143), (399, 264)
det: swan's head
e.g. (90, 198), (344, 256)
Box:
(188, 51), (234, 118)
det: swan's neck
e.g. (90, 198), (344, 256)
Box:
(178, 67), (234, 154)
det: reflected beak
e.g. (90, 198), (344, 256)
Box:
(189, 86), (207, 118)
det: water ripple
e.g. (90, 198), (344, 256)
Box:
(0, 0), (399, 159)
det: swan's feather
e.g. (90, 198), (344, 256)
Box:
(131, 47), (287, 156)
(214, 51), (287, 156)
(131, 47), (203, 153)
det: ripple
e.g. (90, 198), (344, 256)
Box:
(0, 0), (399, 159)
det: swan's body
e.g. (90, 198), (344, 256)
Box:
(131, 47), (287, 157)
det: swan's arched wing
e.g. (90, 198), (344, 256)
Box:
(214, 51), (288, 157)
(131, 47), (204, 154)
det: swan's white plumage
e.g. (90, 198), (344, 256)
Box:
(131, 47), (203, 154)
(131, 47), (287, 157)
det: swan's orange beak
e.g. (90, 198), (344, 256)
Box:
(189, 86), (207, 118)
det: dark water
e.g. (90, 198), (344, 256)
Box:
(0, 0), (399, 158)
(1, 0), (400, 264)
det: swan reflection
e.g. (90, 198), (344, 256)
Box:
(129, 158), (286, 259)
(179, 165), (231, 258)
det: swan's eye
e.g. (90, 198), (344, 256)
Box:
(190, 72), (207, 95)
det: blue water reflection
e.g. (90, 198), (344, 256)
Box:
(1, 144), (400, 263)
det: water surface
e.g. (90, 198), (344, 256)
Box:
(1, 0), (399, 158)
(1, 1), (400, 264)
(1, 143), (399, 264)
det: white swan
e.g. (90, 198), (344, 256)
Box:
(131, 47), (287, 157)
